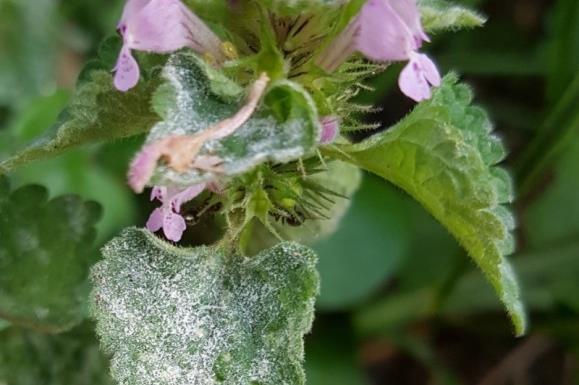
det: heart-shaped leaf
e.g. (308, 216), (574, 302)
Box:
(327, 75), (526, 336)
(91, 228), (319, 385)
(0, 176), (102, 332)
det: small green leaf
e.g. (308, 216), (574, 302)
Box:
(0, 176), (102, 333)
(419, 0), (486, 33)
(0, 52), (160, 174)
(327, 75), (526, 336)
(91, 228), (319, 385)
(148, 52), (321, 187)
(0, 323), (114, 385)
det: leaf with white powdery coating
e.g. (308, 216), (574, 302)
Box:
(326, 75), (526, 336)
(0, 176), (102, 333)
(91, 227), (319, 385)
(147, 52), (321, 187)
(418, 0), (486, 33)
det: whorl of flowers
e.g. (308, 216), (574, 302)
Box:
(115, 0), (442, 241)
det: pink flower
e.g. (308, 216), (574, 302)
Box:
(317, 0), (441, 102)
(146, 184), (206, 242)
(319, 116), (340, 145)
(114, 0), (224, 92)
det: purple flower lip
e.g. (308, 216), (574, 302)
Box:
(113, 0), (225, 92)
(146, 184), (206, 242)
(317, 0), (441, 102)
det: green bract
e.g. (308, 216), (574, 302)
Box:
(91, 228), (319, 385)
(326, 75), (527, 335)
(0, 176), (102, 333)
(256, 0), (349, 15)
(418, 0), (486, 32)
(147, 52), (321, 187)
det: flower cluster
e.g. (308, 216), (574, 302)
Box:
(317, 0), (441, 101)
(113, 0), (442, 241)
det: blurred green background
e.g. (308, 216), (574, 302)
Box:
(1, 0), (578, 384)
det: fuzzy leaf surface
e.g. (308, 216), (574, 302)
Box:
(91, 228), (319, 385)
(419, 0), (486, 33)
(327, 75), (526, 335)
(148, 52), (321, 187)
(0, 37), (160, 174)
(0, 176), (102, 332)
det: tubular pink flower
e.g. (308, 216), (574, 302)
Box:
(146, 184), (206, 242)
(114, 0), (225, 92)
(319, 116), (340, 145)
(317, 0), (441, 102)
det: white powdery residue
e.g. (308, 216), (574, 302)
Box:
(91, 229), (319, 385)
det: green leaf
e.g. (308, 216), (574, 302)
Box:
(91, 228), (319, 385)
(0, 323), (114, 385)
(444, 242), (579, 316)
(315, 175), (412, 310)
(326, 75), (527, 336)
(0, 176), (102, 333)
(0, 57), (160, 174)
(148, 52), (321, 187)
(418, 0), (486, 33)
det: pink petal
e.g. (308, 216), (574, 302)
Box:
(125, 0), (192, 52)
(114, 46), (140, 92)
(127, 142), (164, 193)
(399, 59), (432, 102)
(170, 184), (206, 212)
(319, 116), (340, 145)
(416, 53), (441, 87)
(388, 0), (429, 48)
(146, 207), (164, 232)
(163, 211), (187, 242)
(118, 0), (150, 31)
(356, 0), (411, 62)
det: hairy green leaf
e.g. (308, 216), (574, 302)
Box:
(148, 52), (321, 187)
(419, 0), (486, 33)
(0, 323), (113, 385)
(0, 176), (102, 332)
(0, 36), (160, 174)
(91, 228), (319, 385)
(326, 75), (526, 336)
